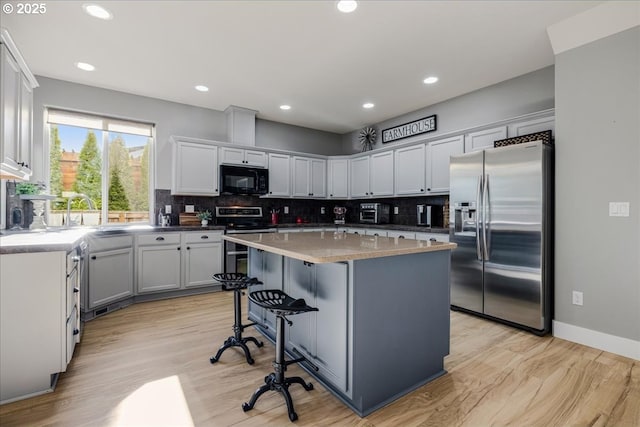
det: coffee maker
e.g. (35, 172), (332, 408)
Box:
(333, 206), (347, 224)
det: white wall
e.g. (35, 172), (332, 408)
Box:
(554, 26), (640, 343)
(341, 66), (555, 153)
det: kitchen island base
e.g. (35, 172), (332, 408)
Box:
(247, 245), (451, 417)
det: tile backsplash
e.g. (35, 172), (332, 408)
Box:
(155, 189), (448, 227)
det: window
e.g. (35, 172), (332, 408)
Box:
(47, 109), (154, 226)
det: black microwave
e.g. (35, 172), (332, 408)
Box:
(220, 164), (269, 195)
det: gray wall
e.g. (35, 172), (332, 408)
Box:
(31, 77), (341, 189)
(256, 119), (343, 155)
(342, 66), (555, 153)
(555, 27), (640, 341)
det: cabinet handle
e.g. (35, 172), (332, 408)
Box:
(330, 194), (333, 197)
(303, 261), (314, 267)
(177, 247), (181, 250)
(399, 235), (405, 239)
(200, 235), (209, 239)
(74, 287), (80, 293)
(73, 328), (80, 336)
(91, 255), (97, 260)
(156, 236), (165, 241)
(429, 238), (437, 242)
(373, 233), (379, 236)
(427, 188), (431, 191)
(421, 189), (425, 192)
(187, 246), (191, 250)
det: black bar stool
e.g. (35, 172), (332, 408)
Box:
(209, 273), (264, 365)
(242, 289), (318, 422)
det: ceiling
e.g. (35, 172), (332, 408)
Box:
(2, 1), (603, 134)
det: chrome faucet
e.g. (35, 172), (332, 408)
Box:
(66, 194), (96, 227)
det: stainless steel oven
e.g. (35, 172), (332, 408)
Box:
(216, 206), (276, 274)
(359, 203), (390, 224)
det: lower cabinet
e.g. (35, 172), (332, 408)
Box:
(247, 248), (283, 338)
(137, 231), (223, 294)
(285, 258), (349, 393)
(88, 236), (134, 309)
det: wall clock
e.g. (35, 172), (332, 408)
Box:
(359, 127), (377, 152)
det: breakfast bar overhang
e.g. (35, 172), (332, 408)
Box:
(223, 231), (457, 417)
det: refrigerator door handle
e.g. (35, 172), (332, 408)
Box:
(476, 175), (483, 261)
(483, 174), (491, 261)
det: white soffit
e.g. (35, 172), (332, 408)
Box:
(547, 1), (640, 55)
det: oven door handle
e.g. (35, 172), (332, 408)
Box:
(226, 250), (248, 256)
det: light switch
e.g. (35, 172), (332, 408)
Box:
(165, 205), (172, 214)
(185, 205), (194, 213)
(609, 202), (630, 217)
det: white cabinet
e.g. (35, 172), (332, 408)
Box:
(426, 135), (463, 193)
(137, 233), (182, 293)
(369, 151), (394, 196)
(327, 158), (349, 198)
(464, 126), (507, 153)
(507, 115), (555, 138)
(350, 156), (370, 197)
(0, 250), (77, 403)
(137, 231), (223, 294)
(171, 139), (219, 196)
(219, 146), (267, 167)
(1, 36), (36, 179)
(182, 231), (223, 288)
(415, 232), (450, 243)
(285, 259), (349, 392)
(266, 153), (291, 196)
(394, 144), (426, 195)
(88, 235), (134, 309)
(292, 156), (326, 198)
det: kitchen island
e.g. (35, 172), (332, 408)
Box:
(223, 231), (456, 417)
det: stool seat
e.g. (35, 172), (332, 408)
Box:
(209, 273), (264, 365)
(242, 289), (317, 422)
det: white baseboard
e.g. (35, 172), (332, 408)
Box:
(553, 321), (640, 361)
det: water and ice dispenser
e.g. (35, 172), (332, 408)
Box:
(453, 202), (477, 235)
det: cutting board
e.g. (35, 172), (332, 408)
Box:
(179, 213), (200, 226)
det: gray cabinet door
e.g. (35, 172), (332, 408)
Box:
(88, 248), (133, 308)
(247, 249), (283, 336)
(137, 245), (181, 293)
(314, 262), (348, 392)
(285, 259), (314, 356)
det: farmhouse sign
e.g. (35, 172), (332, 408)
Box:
(382, 115), (437, 143)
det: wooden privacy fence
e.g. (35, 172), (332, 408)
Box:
(49, 210), (150, 226)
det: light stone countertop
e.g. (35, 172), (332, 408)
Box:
(223, 231), (457, 264)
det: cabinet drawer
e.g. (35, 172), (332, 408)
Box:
(89, 235), (133, 252)
(137, 233), (180, 245)
(66, 306), (79, 366)
(183, 231), (222, 244)
(66, 267), (79, 317)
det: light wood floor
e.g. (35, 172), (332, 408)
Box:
(1, 291), (638, 427)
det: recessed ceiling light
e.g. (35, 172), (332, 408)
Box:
(82, 4), (113, 20)
(337, 1), (357, 13)
(76, 62), (95, 71)
(280, 105), (291, 110)
(363, 103), (374, 109)
(423, 76), (439, 84)
(195, 85), (209, 92)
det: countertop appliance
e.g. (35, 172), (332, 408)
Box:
(449, 140), (553, 334)
(216, 206), (276, 274)
(359, 203), (390, 224)
(333, 206), (347, 224)
(219, 164), (268, 195)
(417, 204), (443, 228)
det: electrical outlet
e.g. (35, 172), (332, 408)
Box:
(185, 205), (194, 213)
(165, 205), (172, 214)
(394, 206), (399, 215)
(284, 206), (289, 214)
(572, 291), (583, 306)
(321, 207), (325, 215)
(609, 202), (630, 217)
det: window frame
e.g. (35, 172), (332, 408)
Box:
(44, 108), (156, 227)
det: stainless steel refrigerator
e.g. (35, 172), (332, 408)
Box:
(449, 140), (553, 334)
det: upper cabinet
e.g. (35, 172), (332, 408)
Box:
(464, 126), (507, 153)
(171, 139), (219, 196)
(369, 151), (394, 197)
(507, 115), (555, 138)
(292, 156), (326, 198)
(327, 158), (349, 199)
(1, 30), (38, 180)
(394, 144), (426, 195)
(219, 146), (267, 167)
(349, 156), (370, 197)
(267, 153), (291, 197)
(225, 106), (257, 146)
(426, 135), (463, 194)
